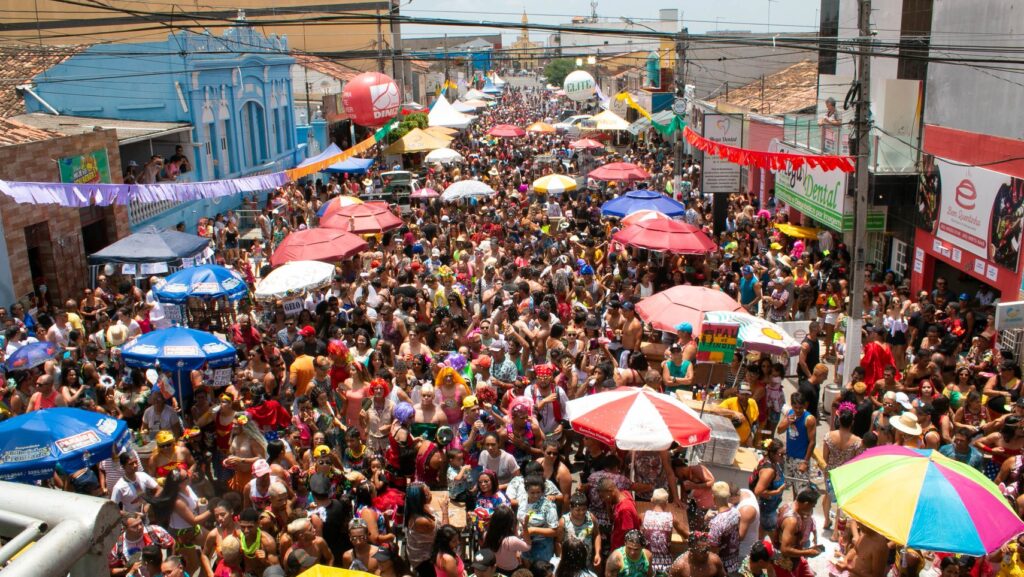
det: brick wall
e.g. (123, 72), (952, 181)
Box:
(0, 129), (128, 305)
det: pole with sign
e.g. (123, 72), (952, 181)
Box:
(695, 322), (740, 417)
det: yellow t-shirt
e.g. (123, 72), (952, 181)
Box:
(718, 396), (759, 443)
(67, 312), (84, 333)
(999, 543), (1024, 577)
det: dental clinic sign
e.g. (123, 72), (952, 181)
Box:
(769, 139), (885, 232)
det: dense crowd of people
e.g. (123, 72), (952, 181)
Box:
(2, 83), (1023, 577)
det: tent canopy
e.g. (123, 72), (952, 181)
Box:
(428, 95), (475, 129)
(628, 110), (675, 135)
(296, 143), (343, 168)
(88, 226), (209, 265)
(584, 110), (631, 131)
(324, 157), (374, 174)
(383, 128), (451, 155)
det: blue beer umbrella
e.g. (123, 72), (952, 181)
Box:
(120, 327), (237, 403)
(151, 264), (249, 304)
(0, 408), (131, 482)
(5, 341), (59, 371)
(600, 189), (687, 218)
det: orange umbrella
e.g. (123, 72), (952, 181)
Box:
(527, 121), (556, 133)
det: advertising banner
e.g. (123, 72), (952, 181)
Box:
(57, 149), (111, 185)
(770, 138), (885, 232)
(700, 112), (743, 194)
(696, 322), (739, 364)
(918, 154), (1024, 272)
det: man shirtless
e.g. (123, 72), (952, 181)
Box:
(341, 519), (396, 577)
(238, 508), (278, 576)
(227, 415), (268, 493)
(842, 523), (888, 577)
(668, 534), (725, 577)
(283, 517), (333, 567)
(618, 302), (644, 367)
(415, 385), (450, 427)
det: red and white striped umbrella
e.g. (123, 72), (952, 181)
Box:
(567, 387), (711, 450)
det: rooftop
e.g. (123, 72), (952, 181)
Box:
(0, 44), (86, 117)
(0, 117), (64, 147)
(10, 113), (192, 144)
(713, 60), (819, 115)
(292, 53), (359, 82)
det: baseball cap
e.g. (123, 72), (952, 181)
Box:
(741, 265), (754, 275)
(853, 381), (867, 395)
(313, 445), (332, 458)
(621, 301), (635, 311)
(309, 473), (331, 496)
(472, 549), (497, 571)
(462, 395), (479, 409)
(299, 325), (316, 337)
(676, 322), (693, 334)
(488, 339), (507, 351)
(252, 458), (271, 477)
(894, 392), (913, 411)
(737, 382), (752, 394)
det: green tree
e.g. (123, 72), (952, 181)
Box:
(544, 58), (575, 88)
(386, 112), (429, 143)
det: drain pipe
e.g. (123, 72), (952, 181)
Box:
(15, 84), (61, 116)
(0, 511), (47, 566)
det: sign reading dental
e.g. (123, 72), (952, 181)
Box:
(563, 70), (596, 102)
(699, 112), (743, 194)
(925, 156), (1024, 272)
(769, 139), (885, 232)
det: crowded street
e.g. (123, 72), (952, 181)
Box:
(0, 2), (1023, 577)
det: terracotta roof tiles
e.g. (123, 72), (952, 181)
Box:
(0, 117), (64, 146)
(714, 60), (819, 115)
(0, 44), (85, 117)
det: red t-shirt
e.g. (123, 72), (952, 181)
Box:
(610, 492), (641, 550)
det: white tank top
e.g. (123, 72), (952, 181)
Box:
(169, 486), (199, 530)
(737, 489), (761, 561)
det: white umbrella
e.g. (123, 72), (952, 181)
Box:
(254, 260), (336, 299)
(703, 311), (802, 356)
(441, 180), (496, 202)
(567, 388), (712, 450)
(425, 147), (464, 165)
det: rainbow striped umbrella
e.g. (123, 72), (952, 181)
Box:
(830, 445), (1024, 555)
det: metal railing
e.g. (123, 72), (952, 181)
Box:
(782, 114), (850, 155)
(128, 199), (179, 227)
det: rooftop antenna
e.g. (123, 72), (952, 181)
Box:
(590, 0), (598, 22)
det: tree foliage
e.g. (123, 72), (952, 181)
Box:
(386, 112), (429, 143)
(544, 59), (575, 88)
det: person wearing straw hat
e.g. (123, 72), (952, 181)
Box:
(891, 412), (924, 449)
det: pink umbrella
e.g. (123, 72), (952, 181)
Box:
(621, 210), (671, 226)
(588, 162), (651, 181)
(567, 387), (711, 450)
(613, 220), (717, 255)
(635, 286), (745, 333)
(319, 201), (403, 234)
(487, 124), (526, 138)
(411, 188), (439, 199)
(570, 138), (605, 150)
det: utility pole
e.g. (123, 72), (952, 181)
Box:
(672, 28), (688, 200)
(843, 0), (872, 386)
(376, 10), (385, 73)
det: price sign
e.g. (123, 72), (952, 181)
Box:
(212, 368), (233, 388)
(164, 304), (183, 325)
(696, 322), (740, 364)
(282, 297), (304, 317)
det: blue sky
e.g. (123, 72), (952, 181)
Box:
(401, 0), (822, 41)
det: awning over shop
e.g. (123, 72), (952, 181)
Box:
(628, 110), (675, 135)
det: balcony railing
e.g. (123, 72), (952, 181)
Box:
(782, 114), (850, 155)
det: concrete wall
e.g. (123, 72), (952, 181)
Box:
(924, 0), (1024, 140)
(0, 130), (129, 306)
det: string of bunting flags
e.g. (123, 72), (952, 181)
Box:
(614, 91), (686, 137)
(0, 117), (399, 208)
(684, 126), (856, 172)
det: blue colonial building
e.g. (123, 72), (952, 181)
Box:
(24, 20), (299, 231)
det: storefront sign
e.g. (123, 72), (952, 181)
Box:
(919, 155), (1024, 272)
(769, 139), (885, 232)
(697, 322), (739, 364)
(57, 149), (112, 185)
(700, 112), (743, 194)
(996, 301), (1024, 331)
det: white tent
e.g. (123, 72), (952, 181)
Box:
(429, 94), (475, 129)
(491, 73), (507, 86)
(452, 101), (478, 113)
(464, 89), (494, 100)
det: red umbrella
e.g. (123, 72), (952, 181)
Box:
(320, 201), (403, 234)
(270, 228), (368, 267)
(613, 220), (717, 255)
(588, 162), (651, 181)
(567, 387), (712, 450)
(487, 124), (526, 137)
(570, 138), (605, 150)
(635, 286), (745, 333)
(411, 188), (439, 199)
(621, 209), (671, 226)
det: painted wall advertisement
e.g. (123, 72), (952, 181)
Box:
(769, 138), (886, 232)
(57, 149), (112, 185)
(697, 111), (742, 194)
(917, 154), (1024, 272)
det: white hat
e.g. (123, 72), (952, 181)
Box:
(891, 412), (923, 436)
(894, 392), (913, 410)
(431, 248), (441, 258)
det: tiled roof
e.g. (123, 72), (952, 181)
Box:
(0, 117), (64, 147)
(714, 60), (819, 115)
(0, 44), (85, 117)
(293, 53), (359, 82)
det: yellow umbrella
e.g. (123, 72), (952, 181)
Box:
(533, 174), (578, 194)
(299, 566), (377, 577)
(774, 222), (821, 240)
(424, 125), (458, 138)
(383, 128), (450, 154)
(586, 110), (631, 131)
(527, 121), (556, 133)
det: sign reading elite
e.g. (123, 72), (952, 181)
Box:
(697, 322), (740, 364)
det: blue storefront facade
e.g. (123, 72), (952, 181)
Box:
(26, 23), (299, 231)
